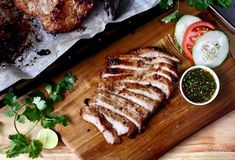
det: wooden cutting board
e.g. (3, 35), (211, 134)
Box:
(53, 6), (235, 160)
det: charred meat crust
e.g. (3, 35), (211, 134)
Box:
(94, 105), (138, 138)
(14, 0), (94, 33)
(0, 1), (31, 62)
(129, 47), (180, 63)
(81, 107), (121, 144)
(84, 98), (138, 138)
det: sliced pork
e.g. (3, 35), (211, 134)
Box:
(130, 47), (180, 63)
(90, 104), (138, 137)
(81, 47), (179, 144)
(92, 91), (148, 131)
(98, 81), (161, 112)
(81, 107), (121, 144)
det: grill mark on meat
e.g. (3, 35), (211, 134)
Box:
(106, 57), (179, 78)
(96, 91), (150, 118)
(81, 107), (121, 144)
(130, 47), (180, 62)
(108, 57), (174, 69)
(93, 105), (138, 137)
(99, 81), (165, 101)
(119, 76), (174, 99)
(101, 67), (176, 82)
(121, 82), (165, 101)
(115, 55), (175, 66)
(98, 82), (161, 112)
(92, 91), (149, 131)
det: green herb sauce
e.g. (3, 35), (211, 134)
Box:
(182, 68), (216, 103)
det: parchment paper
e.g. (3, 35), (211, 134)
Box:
(0, 0), (160, 91)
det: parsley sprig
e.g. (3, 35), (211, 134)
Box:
(0, 73), (76, 158)
(160, 0), (233, 23)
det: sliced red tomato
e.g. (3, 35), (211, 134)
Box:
(182, 21), (215, 62)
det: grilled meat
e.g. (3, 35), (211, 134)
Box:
(81, 47), (179, 144)
(102, 67), (176, 82)
(0, 0), (31, 62)
(92, 91), (149, 131)
(130, 47), (180, 63)
(14, 0), (94, 33)
(106, 55), (179, 78)
(91, 104), (138, 137)
(99, 81), (165, 101)
(98, 82), (161, 112)
(81, 106), (121, 144)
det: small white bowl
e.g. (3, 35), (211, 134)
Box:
(179, 65), (220, 106)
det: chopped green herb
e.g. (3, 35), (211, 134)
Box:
(182, 68), (216, 103)
(159, 0), (174, 9)
(161, 10), (180, 23)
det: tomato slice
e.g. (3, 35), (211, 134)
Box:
(182, 21), (215, 62)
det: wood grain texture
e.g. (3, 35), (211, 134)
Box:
(50, 6), (235, 160)
(1, 108), (235, 160)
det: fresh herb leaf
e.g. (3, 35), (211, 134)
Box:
(187, 0), (232, 9)
(26, 91), (45, 105)
(159, 0), (174, 9)
(6, 134), (29, 158)
(22, 106), (42, 122)
(3, 92), (20, 117)
(187, 0), (210, 10)
(41, 114), (69, 129)
(216, 0), (233, 8)
(161, 10), (180, 23)
(17, 115), (26, 124)
(6, 134), (43, 158)
(32, 97), (47, 110)
(4, 107), (15, 118)
(49, 73), (76, 102)
(28, 140), (43, 158)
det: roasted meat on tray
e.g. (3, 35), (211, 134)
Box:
(0, 0), (31, 63)
(81, 47), (180, 144)
(14, 0), (94, 33)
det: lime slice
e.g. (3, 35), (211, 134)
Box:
(37, 129), (58, 149)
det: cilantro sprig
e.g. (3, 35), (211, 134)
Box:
(160, 0), (233, 23)
(0, 73), (76, 159)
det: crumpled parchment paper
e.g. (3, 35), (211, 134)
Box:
(0, 0), (160, 91)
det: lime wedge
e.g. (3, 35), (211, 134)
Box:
(37, 129), (58, 149)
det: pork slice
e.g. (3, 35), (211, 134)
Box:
(94, 105), (138, 137)
(153, 63), (179, 78)
(116, 55), (175, 66)
(80, 107), (121, 144)
(101, 67), (176, 82)
(130, 47), (180, 63)
(98, 82), (161, 112)
(105, 57), (179, 79)
(119, 75), (174, 99)
(92, 91), (149, 131)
